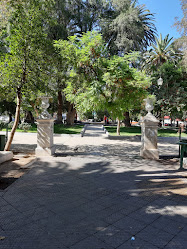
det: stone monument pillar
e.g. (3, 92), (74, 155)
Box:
(35, 97), (55, 157)
(140, 98), (159, 160)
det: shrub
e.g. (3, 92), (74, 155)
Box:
(18, 122), (31, 132)
(0, 121), (5, 130)
(8, 121), (14, 129)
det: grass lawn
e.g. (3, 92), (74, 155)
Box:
(2, 123), (84, 134)
(54, 124), (84, 134)
(105, 125), (187, 137)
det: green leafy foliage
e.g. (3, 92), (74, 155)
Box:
(18, 122), (32, 132)
(56, 31), (150, 122)
(0, 0), (56, 150)
(142, 34), (182, 72)
(8, 121), (14, 129)
(0, 121), (6, 131)
(0, 1), (51, 96)
(100, 0), (157, 53)
(150, 62), (187, 119)
(174, 0), (187, 70)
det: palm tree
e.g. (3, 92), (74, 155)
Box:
(101, 0), (157, 54)
(143, 34), (182, 71)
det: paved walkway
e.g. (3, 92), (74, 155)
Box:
(0, 125), (187, 249)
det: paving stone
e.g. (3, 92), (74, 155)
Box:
(174, 229), (187, 242)
(22, 207), (54, 221)
(164, 238), (187, 249)
(56, 210), (87, 225)
(69, 235), (114, 249)
(0, 217), (32, 231)
(166, 214), (187, 224)
(82, 216), (112, 234)
(117, 237), (159, 249)
(79, 201), (105, 214)
(0, 197), (9, 207)
(128, 207), (161, 225)
(91, 207), (116, 221)
(103, 212), (125, 224)
(0, 239), (23, 249)
(136, 224), (174, 248)
(94, 225), (121, 241)
(103, 229), (132, 248)
(1, 125), (185, 248)
(113, 216), (147, 234)
(151, 216), (184, 235)
(50, 229), (90, 247)
(119, 204), (141, 216)
(94, 195), (119, 208)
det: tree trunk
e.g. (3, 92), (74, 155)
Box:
(66, 102), (76, 125)
(25, 111), (34, 123)
(4, 87), (22, 151)
(8, 113), (12, 123)
(170, 116), (173, 127)
(117, 118), (120, 135)
(57, 90), (62, 123)
(123, 111), (131, 127)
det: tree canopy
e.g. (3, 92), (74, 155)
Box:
(100, 0), (157, 54)
(55, 32), (151, 133)
(150, 62), (187, 120)
(174, 0), (187, 70)
(0, 0), (54, 150)
(142, 34), (182, 73)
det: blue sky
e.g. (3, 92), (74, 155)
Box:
(138, 0), (183, 39)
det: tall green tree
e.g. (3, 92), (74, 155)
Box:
(50, 0), (157, 124)
(48, 0), (106, 123)
(0, 0), (12, 55)
(174, 0), (187, 70)
(99, 0), (157, 126)
(0, 0), (54, 151)
(150, 62), (187, 121)
(68, 0), (104, 35)
(100, 0), (157, 54)
(142, 34), (182, 72)
(56, 32), (150, 134)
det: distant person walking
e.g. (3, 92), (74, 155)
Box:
(104, 115), (107, 125)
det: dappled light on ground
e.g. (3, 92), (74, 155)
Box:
(1, 125), (186, 248)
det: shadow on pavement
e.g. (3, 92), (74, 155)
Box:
(1, 152), (187, 248)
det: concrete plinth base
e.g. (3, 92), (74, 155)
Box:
(140, 149), (159, 160)
(140, 112), (159, 160)
(35, 146), (56, 157)
(35, 118), (55, 157)
(0, 151), (13, 164)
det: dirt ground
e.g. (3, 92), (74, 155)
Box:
(0, 153), (36, 190)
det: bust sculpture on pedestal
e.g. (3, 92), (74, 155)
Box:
(140, 97), (159, 160)
(35, 96), (55, 157)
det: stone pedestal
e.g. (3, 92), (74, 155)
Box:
(35, 119), (55, 157)
(140, 113), (159, 160)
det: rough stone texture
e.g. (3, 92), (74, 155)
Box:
(140, 113), (159, 160)
(35, 119), (55, 157)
